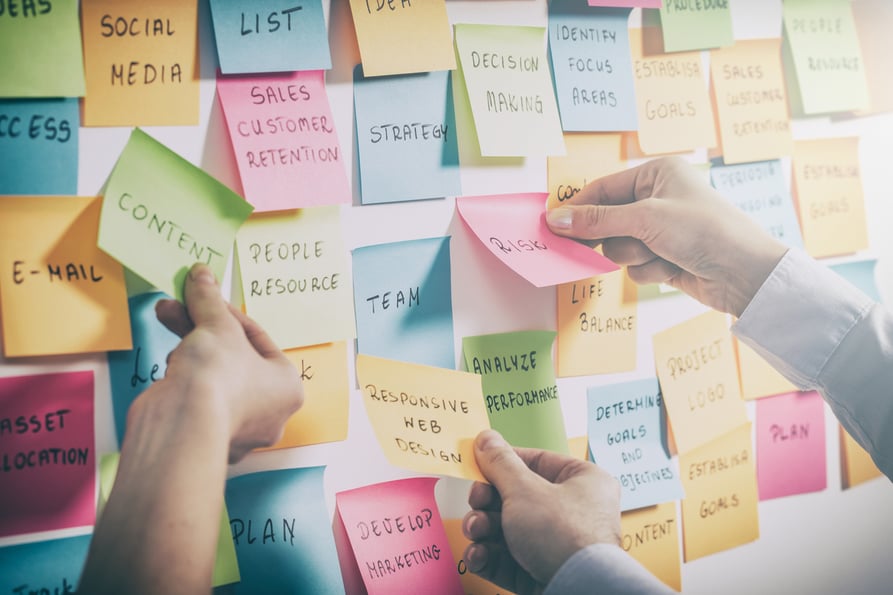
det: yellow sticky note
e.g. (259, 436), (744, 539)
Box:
(443, 518), (516, 595)
(629, 28), (717, 155)
(679, 424), (759, 562)
(557, 271), (637, 377)
(620, 503), (681, 592)
(710, 39), (793, 165)
(546, 133), (624, 210)
(356, 354), (490, 481)
(734, 337), (797, 401)
(840, 424), (882, 490)
(568, 436), (590, 461)
(792, 137), (868, 259)
(348, 0), (454, 76)
(81, 0), (199, 126)
(852, 0), (893, 115)
(0, 196), (131, 358)
(652, 310), (748, 454)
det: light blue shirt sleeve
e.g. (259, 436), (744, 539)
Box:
(544, 544), (676, 595)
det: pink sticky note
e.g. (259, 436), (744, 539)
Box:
(756, 391), (827, 501)
(335, 477), (462, 595)
(0, 371), (95, 538)
(588, 0), (661, 6)
(456, 193), (618, 287)
(216, 70), (350, 211)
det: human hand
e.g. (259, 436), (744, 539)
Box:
(462, 430), (621, 594)
(545, 157), (787, 317)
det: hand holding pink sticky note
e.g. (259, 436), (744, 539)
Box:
(456, 193), (618, 287)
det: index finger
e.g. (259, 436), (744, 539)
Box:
(565, 157), (680, 208)
(514, 446), (595, 485)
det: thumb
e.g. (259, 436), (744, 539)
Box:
(546, 202), (651, 242)
(474, 430), (535, 495)
(182, 263), (229, 328)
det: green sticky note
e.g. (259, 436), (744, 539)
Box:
(0, 0), (85, 97)
(99, 128), (253, 301)
(463, 330), (569, 454)
(658, 4), (733, 52)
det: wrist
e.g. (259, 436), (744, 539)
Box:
(724, 242), (788, 317)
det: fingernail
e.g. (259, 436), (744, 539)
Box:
(465, 544), (487, 573)
(189, 264), (217, 285)
(463, 514), (477, 538)
(477, 430), (506, 451)
(546, 207), (573, 231)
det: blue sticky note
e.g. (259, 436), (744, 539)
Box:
(547, 2), (637, 132)
(353, 67), (461, 204)
(587, 378), (684, 511)
(107, 292), (179, 447)
(352, 237), (455, 368)
(0, 534), (91, 594)
(209, 0), (331, 74)
(710, 160), (805, 249)
(0, 98), (78, 194)
(222, 466), (344, 595)
(830, 259), (880, 302)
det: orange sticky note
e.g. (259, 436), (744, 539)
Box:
(568, 436), (590, 461)
(734, 337), (797, 401)
(629, 28), (717, 155)
(679, 424), (759, 562)
(792, 137), (868, 259)
(852, 0), (893, 115)
(81, 0), (199, 126)
(0, 196), (131, 357)
(620, 503), (682, 592)
(652, 310), (748, 454)
(546, 133), (624, 210)
(709, 39), (793, 165)
(840, 424), (882, 490)
(443, 518), (517, 595)
(356, 354), (491, 481)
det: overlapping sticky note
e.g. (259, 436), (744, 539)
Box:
(80, 0), (199, 125)
(547, 4), (637, 132)
(588, 378), (683, 511)
(0, 535), (91, 594)
(335, 477), (463, 595)
(353, 67), (461, 204)
(355, 354), (490, 481)
(557, 271), (637, 377)
(0, 371), (95, 538)
(99, 128), (253, 301)
(443, 518), (516, 595)
(236, 207), (355, 350)
(348, 0), (454, 77)
(547, 133), (624, 209)
(456, 192), (618, 287)
(652, 310), (748, 454)
(710, 40), (794, 164)
(620, 503), (681, 592)
(629, 28), (716, 155)
(463, 330), (569, 454)
(679, 424), (759, 561)
(454, 24), (565, 157)
(840, 424), (882, 489)
(755, 391), (826, 500)
(216, 70), (350, 211)
(209, 0), (331, 74)
(225, 466), (344, 594)
(830, 259), (881, 302)
(0, 98), (79, 194)
(792, 137), (868, 258)
(734, 337), (797, 401)
(0, 195), (131, 357)
(658, 1), (732, 52)
(0, 0), (85, 97)
(852, 0), (893, 115)
(352, 237), (455, 368)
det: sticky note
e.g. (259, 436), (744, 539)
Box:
(348, 0), (454, 77)
(353, 67), (461, 204)
(679, 424), (759, 562)
(658, 1), (732, 52)
(0, 0), (85, 97)
(235, 207), (355, 350)
(216, 70), (350, 211)
(81, 0), (199, 126)
(557, 271), (638, 377)
(356, 354), (490, 481)
(336, 477), (463, 595)
(568, 435), (591, 461)
(107, 292), (180, 446)
(783, 0), (869, 115)
(0, 99), (78, 194)
(709, 40), (794, 165)
(852, 0), (893, 115)
(589, 1), (661, 6)
(620, 503), (681, 592)
(588, 378), (684, 511)
(830, 259), (881, 302)
(463, 330), (569, 454)
(454, 24), (565, 157)
(456, 192), (619, 287)
(840, 424), (882, 490)
(99, 128), (253, 301)
(0, 371), (95, 538)
(710, 160), (803, 248)
(0, 195), (131, 357)
(734, 337), (797, 401)
(225, 466), (345, 594)
(792, 137), (868, 258)
(0, 535), (91, 595)
(629, 28), (717, 155)
(209, 0), (331, 74)
(755, 391), (826, 500)
(443, 518), (516, 595)
(547, 133), (624, 210)
(547, 4), (637, 132)
(352, 237), (455, 369)
(652, 310), (748, 454)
